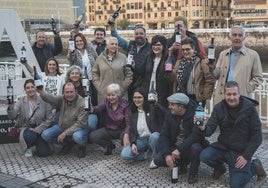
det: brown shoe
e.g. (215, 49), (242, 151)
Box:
(211, 165), (226, 180)
(253, 159), (266, 181)
(188, 174), (198, 184)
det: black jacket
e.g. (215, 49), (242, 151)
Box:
(141, 51), (173, 108)
(129, 104), (165, 145)
(204, 96), (262, 161)
(158, 99), (208, 156)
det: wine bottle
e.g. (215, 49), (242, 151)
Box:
(82, 66), (88, 87)
(148, 81), (156, 103)
(108, 7), (121, 25)
(20, 42), (26, 63)
(33, 66), (43, 90)
(208, 37), (215, 64)
(165, 51), (173, 72)
(7, 79), (14, 105)
(51, 15), (58, 35)
(69, 36), (75, 52)
(195, 102), (204, 126)
(175, 29), (181, 43)
(171, 159), (179, 183)
(84, 85), (91, 111)
(126, 45), (134, 66)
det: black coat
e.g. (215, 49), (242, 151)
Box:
(141, 52), (173, 108)
(158, 99), (208, 156)
(204, 96), (262, 161)
(129, 104), (165, 145)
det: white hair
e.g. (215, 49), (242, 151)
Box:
(107, 83), (121, 96)
(229, 25), (246, 38)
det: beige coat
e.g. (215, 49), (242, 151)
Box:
(92, 49), (133, 102)
(168, 56), (215, 102)
(7, 95), (53, 153)
(213, 46), (263, 104)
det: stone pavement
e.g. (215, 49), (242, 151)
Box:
(0, 133), (267, 188)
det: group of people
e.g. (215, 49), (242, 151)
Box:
(6, 18), (266, 187)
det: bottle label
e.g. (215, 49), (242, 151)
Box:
(165, 63), (172, 72)
(7, 88), (13, 96)
(208, 48), (215, 59)
(82, 79), (88, 87)
(175, 34), (181, 43)
(84, 96), (89, 109)
(34, 79), (43, 87)
(69, 40), (75, 52)
(195, 111), (204, 126)
(172, 167), (179, 179)
(148, 93), (155, 102)
(127, 54), (133, 65)
(21, 51), (26, 58)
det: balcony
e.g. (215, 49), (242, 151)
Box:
(158, 7), (167, 11)
(101, 1), (108, 5)
(95, 10), (103, 14)
(113, 0), (121, 4)
(145, 8), (153, 12)
(107, 10), (114, 14)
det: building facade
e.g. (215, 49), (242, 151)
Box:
(0, 0), (75, 31)
(85, 0), (268, 29)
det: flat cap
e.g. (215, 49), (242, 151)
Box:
(167, 93), (189, 105)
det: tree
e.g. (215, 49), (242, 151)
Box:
(117, 18), (130, 30)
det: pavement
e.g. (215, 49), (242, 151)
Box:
(0, 132), (267, 188)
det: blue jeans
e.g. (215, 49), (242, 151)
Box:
(23, 128), (50, 157)
(200, 146), (257, 188)
(41, 124), (89, 147)
(120, 132), (159, 161)
(88, 114), (98, 132)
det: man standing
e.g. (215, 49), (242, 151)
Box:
(210, 25), (263, 104)
(167, 19), (206, 60)
(152, 93), (209, 184)
(110, 24), (151, 101)
(32, 31), (63, 71)
(38, 82), (89, 158)
(90, 27), (107, 56)
(199, 81), (266, 188)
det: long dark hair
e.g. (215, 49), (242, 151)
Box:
(130, 87), (150, 113)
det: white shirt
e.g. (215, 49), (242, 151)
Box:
(137, 109), (151, 137)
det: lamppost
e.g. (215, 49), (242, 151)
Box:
(72, 6), (80, 21)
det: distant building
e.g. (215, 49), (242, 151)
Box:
(0, 0), (77, 32)
(85, 0), (268, 29)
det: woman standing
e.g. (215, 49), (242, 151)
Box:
(88, 83), (130, 155)
(92, 37), (133, 102)
(7, 79), (53, 157)
(67, 33), (98, 105)
(120, 87), (161, 161)
(168, 37), (215, 106)
(142, 35), (173, 108)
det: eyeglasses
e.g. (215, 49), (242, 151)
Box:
(153, 44), (163, 47)
(181, 48), (192, 52)
(133, 96), (143, 99)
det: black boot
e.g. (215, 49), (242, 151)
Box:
(104, 142), (116, 155)
(58, 141), (74, 155)
(78, 146), (86, 158)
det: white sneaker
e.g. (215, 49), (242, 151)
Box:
(149, 159), (158, 169)
(25, 148), (33, 157)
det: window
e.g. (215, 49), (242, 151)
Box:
(147, 13), (151, 18)
(168, 2), (171, 7)
(154, 13), (157, 18)
(168, 12), (171, 17)
(139, 13), (143, 19)
(161, 12), (164, 17)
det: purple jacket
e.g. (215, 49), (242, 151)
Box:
(93, 98), (130, 134)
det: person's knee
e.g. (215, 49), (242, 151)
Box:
(199, 149), (209, 162)
(120, 146), (133, 160)
(149, 132), (160, 144)
(41, 130), (50, 141)
(88, 114), (98, 131)
(190, 143), (203, 154)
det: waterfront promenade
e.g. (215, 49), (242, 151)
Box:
(0, 132), (267, 188)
